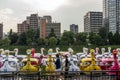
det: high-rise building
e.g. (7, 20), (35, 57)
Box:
(46, 22), (61, 38)
(40, 18), (46, 39)
(17, 14), (61, 38)
(27, 14), (41, 30)
(84, 12), (103, 33)
(103, 0), (120, 33)
(0, 23), (3, 38)
(70, 24), (78, 34)
(17, 21), (29, 34)
(43, 16), (52, 23)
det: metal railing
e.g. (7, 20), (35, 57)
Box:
(0, 70), (120, 80)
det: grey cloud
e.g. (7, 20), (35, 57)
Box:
(0, 0), (102, 32)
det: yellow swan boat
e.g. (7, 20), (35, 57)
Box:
(45, 49), (55, 74)
(80, 49), (101, 74)
(20, 49), (39, 72)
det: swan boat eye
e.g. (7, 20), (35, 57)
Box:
(84, 62), (91, 66)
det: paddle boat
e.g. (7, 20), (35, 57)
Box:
(80, 49), (101, 74)
(68, 55), (80, 73)
(61, 48), (80, 72)
(0, 50), (17, 72)
(76, 47), (88, 61)
(19, 49), (39, 80)
(45, 49), (55, 73)
(95, 47), (99, 56)
(96, 48), (107, 60)
(51, 47), (60, 57)
(117, 48), (120, 60)
(79, 48), (91, 61)
(20, 49), (39, 72)
(31, 48), (44, 57)
(97, 47), (116, 70)
(106, 50), (120, 74)
(0, 49), (4, 68)
(59, 48), (73, 57)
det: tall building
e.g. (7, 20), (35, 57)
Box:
(103, 0), (120, 33)
(27, 14), (41, 30)
(84, 12), (103, 33)
(40, 18), (46, 39)
(17, 21), (29, 34)
(70, 24), (78, 34)
(46, 22), (61, 38)
(0, 23), (3, 38)
(17, 14), (61, 38)
(43, 16), (52, 23)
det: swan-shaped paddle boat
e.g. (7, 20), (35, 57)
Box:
(68, 55), (80, 74)
(95, 47), (99, 56)
(31, 48), (45, 57)
(79, 48), (90, 61)
(76, 47), (88, 61)
(46, 49), (55, 74)
(80, 49), (101, 74)
(98, 47), (116, 70)
(0, 49), (4, 68)
(106, 50), (120, 75)
(117, 48), (120, 60)
(20, 49), (39, 72)
(59, 48), (73, 57)
(96, 48), (107, 60)
(61, 48), (79, 72)
(0, 50), (17, 73)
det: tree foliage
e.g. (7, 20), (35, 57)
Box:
(8, 29), (18, 45)
(17, 32), (27, 45)
(36, 38), (45, 46)
(75, 32), (87, 45)
(113, 31), (120, 45)
(60, 31), (74, 45)
(10, 33), (18, 45)
(0, 38), (11, 47)
(89, 32), (104, 46)
(108, 32), (114, 45)
(48, 28), (57, 38)
(49, 37), (57, 47)
(25, 29), (39, 45)
(98, 27), (108, 39)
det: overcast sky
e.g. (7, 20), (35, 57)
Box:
(0, 0), (103, 33)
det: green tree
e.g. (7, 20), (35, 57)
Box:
(8, 29), (18, 45)
(56, 38), (60, 45)
(26, 38), (32, 45)
(44, 39), (49, 46)
(8, 29), (12, 38)
(26, 29), (39, 45)
(98, 27), (108, 45)
(75, 32), (87, 45)
(108, 32), (114, 45)
(98, 27), (108, 39)
(17, 32), (27, 45)
(89, 32), (104, 46)
(113, 31), (120, 45)
(36, 38), (45, 46)
(93, 34), (103, 46)
(48, 28), (57, 38)
(34, 29), (40, 39)
(0, 38), (11, 47)
(60, 36), (69, 45)
(9, 33), (18, 45)
(60, 31), (74, 45)
(49, 37), (57, 47)
(89, 32), (96, 44)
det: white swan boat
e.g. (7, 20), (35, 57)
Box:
(0, 50), (18, 74)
